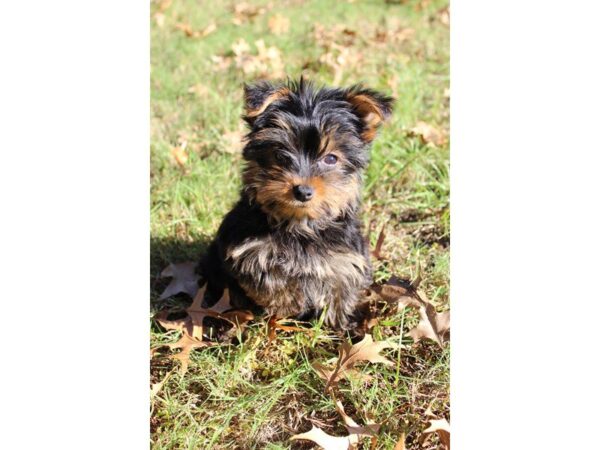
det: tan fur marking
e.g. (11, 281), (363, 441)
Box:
(246, 88), (290, 118)
(253, 171), (360, 222)
(347, 93), (385, 142)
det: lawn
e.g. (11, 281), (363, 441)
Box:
(151, 0), (449, 448)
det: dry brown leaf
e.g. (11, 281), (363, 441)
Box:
(291, 400), (379, 449)
(371, 277), (421, 310)
(204, 288), (232, 313)
(232, 38), (251, 56)
(393, 432), (406, 450)
(268, 14), (290, 35)
(153, 0), (172, 27)
(423, 418), (450, 449)
(313, 23), (357, 49)
(155, 0), (172, 12)
(175, 22), (195, 37)
(290, 425), (353, 450)
(374, 25), (414, 45)
(407, 303), (449, 347)
(170, 145), (188, 169)
(186, 286), (215, 339)
(211, 55), (232, 71)
(150, 368), (175, 400)
(201, 22), (217, 37)
(320, 334), (394, 390)
(158, 261), (199, 300)
(319, 44), (361, 85)
(439, 6), (450, 26)
(335, 399), (380, 439)
(225, 38), (285, 79)
(175, 21), (217, 38)
(409, 121), (447, 146)
(155, 286), (249, 340)
(153, 285), (253, 373)
(154, 12), (166, 28)
(231, 2), (267, 25)
(167, 334), (213, 374)
(268, 317), (311, 341)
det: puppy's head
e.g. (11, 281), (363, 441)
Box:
(241, 78), (393, 223)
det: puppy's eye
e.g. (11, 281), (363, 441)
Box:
(322, 154), (338, 165)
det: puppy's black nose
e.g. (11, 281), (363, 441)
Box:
(293, 184), (314, 202)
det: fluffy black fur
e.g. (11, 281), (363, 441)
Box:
(199, 78), (393, 331)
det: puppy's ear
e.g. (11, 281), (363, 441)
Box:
(243, 81), (289, 126)
(345, 86), (394, 142)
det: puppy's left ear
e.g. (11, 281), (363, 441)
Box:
(243, 81), (289, 126)
(346, 87), (394, 142)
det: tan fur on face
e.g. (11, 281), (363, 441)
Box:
(247, 165), (361, 222)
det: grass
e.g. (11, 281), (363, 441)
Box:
(151, 0), (449, 448)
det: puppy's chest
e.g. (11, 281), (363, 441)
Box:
(226, 235), (369, 285)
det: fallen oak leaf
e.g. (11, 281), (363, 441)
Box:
(267, 316), (311, 341)
(334, 398), (381, 439)
(174, 21), (217, 38)
(200, 22), (217, 37)
(170, 144), (188, 169)
(291, 399), (380, 449)
(323, 334), (394, 390)
(202, 287), (232, 313)
(153, 286), (250, 372)
(409, 121), (447, 147)
(153, 284), (255, 373)
(154, 309), (193, 335)
(422, 418), (450, 449)
(186, 285), (215, 339)
(167, 334), (214, 374)
(152, 0), (172, 28)
(290, 425), (353, 450)
(182, 287), (252, 339)
(393, 432), (406, 450)
(370, 277), (421, 310)
(154, 12), (166, 28)
(158, 262), (199, 300)
(268, 14), (290, 35)
(150, 367), (175, 401)
(174, 22), (196, 37)
(407, 301), (450, 347)
(231, 2), (267, 25)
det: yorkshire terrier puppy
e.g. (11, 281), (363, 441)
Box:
(200, 78), (393, 331)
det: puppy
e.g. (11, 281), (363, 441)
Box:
(200, 78), (393, 331)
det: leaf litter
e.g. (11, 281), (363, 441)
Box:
(153, 261), (450, 442)
(313, 334), (395, 391)
(290, 396), (380, 450)
(421, 418), (450, 449)
(153, 263), (254, 373)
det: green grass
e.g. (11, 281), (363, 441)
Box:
(151, 0), (449, 448)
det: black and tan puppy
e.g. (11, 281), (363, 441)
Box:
(200, 78), (393, 331)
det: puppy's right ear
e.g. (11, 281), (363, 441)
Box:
(243, 81), (289, 126)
